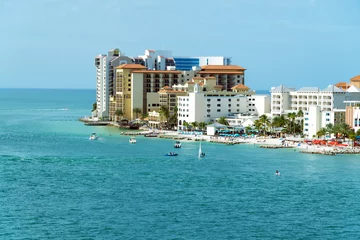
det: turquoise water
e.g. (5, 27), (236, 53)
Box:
(1, 89), (360, 239)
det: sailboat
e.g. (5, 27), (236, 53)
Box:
(198, 142), (205, 158)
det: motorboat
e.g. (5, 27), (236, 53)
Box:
(129, 137), (137, 144)
(174, 141), (181, 148)
(198, 142), (205, 158)
(144, 132), (158, 137)
(165, 152), (178, 156)
(89, 133), (98, 140)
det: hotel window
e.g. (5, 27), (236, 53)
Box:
(217, 104), (221, 107)
(207, 109), (210, 112)
(228, 99), (231, 102)
(326, 113), (330, 116)
(217, 99), (221, 102)
(217, 109), (221, 112)
(326, 118), (330, 121)
(228, 104), (231, 107)
(207, 114), (210, 117)
(128, 88), (131, 91)
(305, 129), (308, 131)
(207, 99), (211, 102)
(237, 99), (239, 102)
(228, 109), (231, 112)
(237, 104), (239, 107)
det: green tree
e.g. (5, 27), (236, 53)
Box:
(183, 121), (190, 131)
(141, 112), (149, 120)
(356, 129), (360, 137)
(168, 106), (178, 129)
(133, 108), (142, 119)
(114, 109), (123, 121)
(245, 126), (252, 134)
(191, 121), (198, 130)
(92, 102), (97, 111)
(198, 122), (206, 131)
(253, 119), (263, 134)
(287, 112), (297, 134)
(316, 128), (327, 139)
(259, 114), (271, 135)
(218, 116), (229, 126)
(271, 115), (287, 129)
(349, 131), (356, 147)
(335, 122), (352, 140)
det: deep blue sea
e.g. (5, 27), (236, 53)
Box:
(1, 89), (360, 239)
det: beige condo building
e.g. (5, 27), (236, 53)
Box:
(111, 64), (247, 121)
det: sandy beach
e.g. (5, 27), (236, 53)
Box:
(152, 130), (360, 155)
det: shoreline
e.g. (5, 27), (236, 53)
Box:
(120, 129), (360, 155)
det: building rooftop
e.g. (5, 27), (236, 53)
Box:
(321, 85), (344, 92)
(297, 87), (320, 92)
(270, 85), (292, 93)
(132, 70), (181, 74)
(347, 85), (360, 92)
(231, 84), (250, 90)
(350, 75), (360, 81)
(201, 65), (246, 70)
(116, 64), (147, 69)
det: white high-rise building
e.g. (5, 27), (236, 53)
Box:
(94, 54), (107, 118)
(270, 84), (346, 117)
(94, 49), (133, 119)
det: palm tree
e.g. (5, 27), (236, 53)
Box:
(259, 114), (270, 135)
(253, 119), (263, 135)
(168, 106), (178, 129)
(349, 131), (356, 147)
(325, 123), (334, 135)
(287, 112), (297, 135)
(114, 109), (123, 122)
(356, 129), (360, 137)
(141, 112), (149, 120)
(183, 121), (190, 131)
(133, 108), (142, 119)
(245, 126), (252, 134)
(271, 115), (287, 128)
(159, 106), (170, 127)
(335, 122), (352, 140)
(316, 128), (327, 139)
(198, 122), (206, 131)
(92, 102), (97, 111)
(218, 116), (229, 126)
(191, 121), (198, 131)
(297, 110), (304, 132)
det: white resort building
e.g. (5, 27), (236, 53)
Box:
(270, 84), (346, 117)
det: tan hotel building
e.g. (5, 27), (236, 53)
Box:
(111, 64), (246, 120)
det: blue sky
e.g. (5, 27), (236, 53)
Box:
(0, 0), (359, 90)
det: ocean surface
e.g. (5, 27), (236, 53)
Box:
(0, 89), (360, 239)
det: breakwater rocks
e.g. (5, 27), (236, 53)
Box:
(300, 148), (360, 155)
(260, 145), (295, 149)
(300, 150), (336, 156)
(209, 139), (247, 145)
(120, 131), (149, 136)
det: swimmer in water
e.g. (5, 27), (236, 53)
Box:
(275, 170), (280, 176)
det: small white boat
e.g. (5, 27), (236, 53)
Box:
(198, 142), (205, 158)
(89, 133), (98, 140)
(129, 137), (136, 144)
(174, 141), (181, 148)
